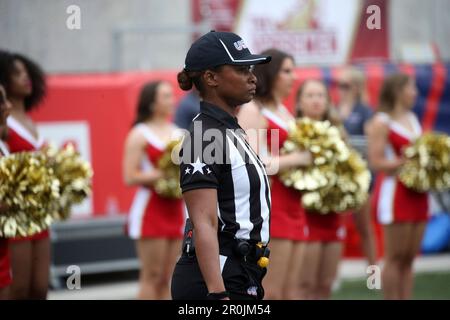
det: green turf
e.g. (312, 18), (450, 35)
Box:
(332, 271), (450, 300)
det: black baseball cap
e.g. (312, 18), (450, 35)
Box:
(184, 31), (271, 72)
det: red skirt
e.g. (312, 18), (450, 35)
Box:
(9, 229), (50, 242)
(304, 211), (347, 242)
(127, 187), (184, 239)
(372, 173), (429, 225)
(270, 177), (307, 241)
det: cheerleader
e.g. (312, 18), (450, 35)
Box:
(0, 84), (12, 300)
(238, 49), (312, 300)
(123, 81), (184, 299)
(367, 73), (428, 300)
(295, 79), (348, 299)
(0, 50), (49, 299)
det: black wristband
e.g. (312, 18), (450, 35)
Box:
(206, 291), (230, 300)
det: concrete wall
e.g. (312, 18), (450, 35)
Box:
(1, 0), (449, 73)
(0, 0), (194, 72)
(390, 0), (450, 62)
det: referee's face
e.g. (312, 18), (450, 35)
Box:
(214, 65), (257, 107)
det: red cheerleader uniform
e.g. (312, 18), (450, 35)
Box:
(6, 116), (49, 242)
(127, 124), (184, 239)
(262, 105), (307, 241)
(299, 117), (347, 243)
(371, 112), (429, 224)
(0, 141), (12, 289)
(303, 211), (347, 242)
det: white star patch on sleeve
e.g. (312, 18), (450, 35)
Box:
(191, 157), (206, 174)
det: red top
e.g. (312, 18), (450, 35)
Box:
(126, 124), (184, 239)
(6, 116), (45, 152)
(371, 112), (429, 224)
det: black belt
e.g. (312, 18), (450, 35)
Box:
(218, 234), (270, 266)
(181, 219), (270, 267)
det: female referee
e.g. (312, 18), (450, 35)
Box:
(171, 31), (272, 300)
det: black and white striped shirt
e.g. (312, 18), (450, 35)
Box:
(179, 101), (271, 244)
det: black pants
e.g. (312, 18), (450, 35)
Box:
(171, 253), (266, 300)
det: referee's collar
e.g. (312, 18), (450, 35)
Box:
(200, 101), (241, 129)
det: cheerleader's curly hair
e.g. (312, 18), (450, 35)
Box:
(0, 50), (46, 111)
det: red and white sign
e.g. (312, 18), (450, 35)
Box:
(192, 0), (390, 65)
(235, 0), (361, 65)
(191, 0), (241, 32)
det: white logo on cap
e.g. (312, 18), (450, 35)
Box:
(234, 40), (247, 51)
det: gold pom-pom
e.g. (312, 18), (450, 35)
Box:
(279, 117), (350, 191)
(279, 118), (370, 214)
(0, 151), (59, 237)
(154, 139), (182, 199)
(43, 143), (93, 221)
(302, 149), (371, 214)
(399, 132), (450, 192)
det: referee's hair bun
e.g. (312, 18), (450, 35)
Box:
(177, 70), (193, 91)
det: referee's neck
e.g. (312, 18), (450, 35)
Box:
(202, 97), (239, 118)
